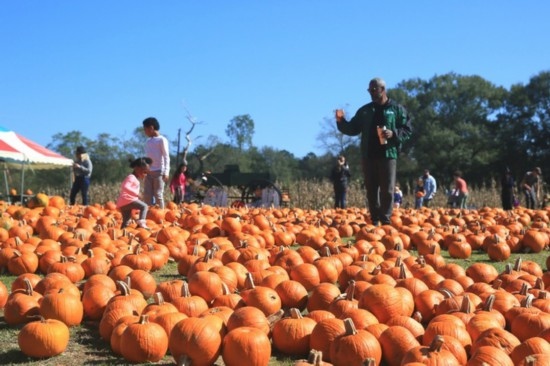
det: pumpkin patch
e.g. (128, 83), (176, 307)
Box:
(0, 200), (549, 364)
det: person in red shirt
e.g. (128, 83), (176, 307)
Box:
(170, 163), (188, 204)
(453, 170), (469, 209)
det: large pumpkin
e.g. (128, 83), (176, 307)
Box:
(18, 317), (70, 358)
(222, 327), (272, 366)
(120, 314), (168, 363)
(169, 317), (222, 366)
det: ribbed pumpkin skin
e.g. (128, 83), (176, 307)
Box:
(169, 317), (222, 366)
(18, 318), (70, 358)
(379, 325), (421, 366)
(359, 283), (413, 323)
(309, 318), (346, 362)
(330, 319), (382, 366)
(0, 280), (7, 309)
(509, 337), (550, 365)
(39, 289), (84, 326)
(271, 309), (316, 356)
(467, 345), (514, 366)
(222, 327), (271, 366)
(120, 315), (168, 363)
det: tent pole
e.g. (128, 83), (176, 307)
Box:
(68, 166), (72, 201)
(3, 163), (9, 202)
(20, 161), (26, 204)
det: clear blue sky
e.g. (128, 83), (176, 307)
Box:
(1, 1), (549, 158)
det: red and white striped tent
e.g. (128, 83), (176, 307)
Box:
(0, 125), (73, 200)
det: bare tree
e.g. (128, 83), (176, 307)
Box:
(316, 109), (359, 154)
(177, 104), (216, 173)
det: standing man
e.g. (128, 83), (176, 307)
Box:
(70, 146), (93, 205)
(330, 155), (351, 209)
(521, 167), (542, 209)
(142, 117), (170, 209)
(422, 169), (437, 207)
(335, 77), (412, 225)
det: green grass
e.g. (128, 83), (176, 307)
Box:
(0, 260), (299, 366)
(0, 242), (548, 365)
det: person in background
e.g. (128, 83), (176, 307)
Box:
(116, 157), (152, 230)
(393, 184), (403, 208)
(521, 167), (542, 209)
(422, 169), (437, 207)
(414, 178), (425, 209)
(330, 155), (351, 208)
(335, 77), (413, 225)
(170, 163), (188, 204)
(142, 117), (170, 209)
(70, 146), (93, 205)
(501, 167), (515, 210)
(453, 170), (469, 209)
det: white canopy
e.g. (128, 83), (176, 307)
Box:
(0, 125), (72, 202)
(0, 126), (73, 168)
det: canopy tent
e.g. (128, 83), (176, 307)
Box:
(0, 125), (73, 203)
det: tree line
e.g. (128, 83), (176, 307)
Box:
(12, 71), (549, 198)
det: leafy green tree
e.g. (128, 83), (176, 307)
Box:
(397, 73), (506, 188)
(250, 147), (299, 185)
(225, 114), (255, 150)
(496, 71), (550, 182)
(297, 152), (335, 181)
(47, 131), (94, 158)
(120, 127), (148, 160)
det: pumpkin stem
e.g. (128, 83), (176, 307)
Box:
(153, 292), (165, 305)
(513, 257), (523, 271)
(439, 288), (454, 299)
(22, 278), (34, 296)
(342, 317), (358, 335)
(289, 308), (303, 319)
(412, 311), (423, 323)
(116, 280), (131, 296)
(177, 355), (192, 366)
(398, 263), (408, 279)
(267, 309), (285, 328)
(244, 272), (256, 290)
(518, 282), (529, 296)
(459, 295), (472, 313)
(520, 293), (535, 308)
(482, 294), (495, 311)
(304, 349), (321, 364)
(181, 281), (191, 298)
(346, 280), (356, 300)
(138, 314), (149, 324)
(429, 334), (445, 352)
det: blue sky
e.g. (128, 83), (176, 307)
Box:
(1, 1), (549, 159)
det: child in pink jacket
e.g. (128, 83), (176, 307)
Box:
(116, 157), (153, 229)
(169, 163), (187, 204)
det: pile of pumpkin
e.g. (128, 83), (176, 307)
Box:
(0, 194), (549, 365)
